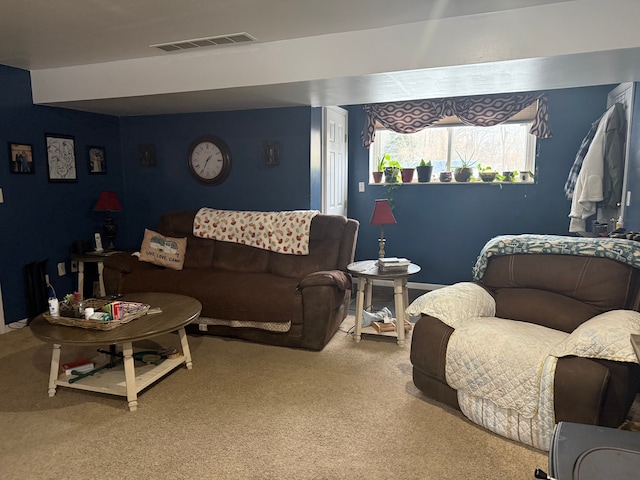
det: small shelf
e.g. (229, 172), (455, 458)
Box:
(55, 356), (186, 397)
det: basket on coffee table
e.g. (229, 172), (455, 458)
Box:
(43, 298), (150, 331)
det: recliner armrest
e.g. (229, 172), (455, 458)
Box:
(298, 270), (352, 291)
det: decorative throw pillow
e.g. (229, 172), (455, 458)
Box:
(550, 309), (640, 362)
(405, 282), (496, 329)
(138, 228), (187, 270)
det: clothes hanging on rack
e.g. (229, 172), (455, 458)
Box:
(564, 117), (601, 200)
(568, 103), (625, 233)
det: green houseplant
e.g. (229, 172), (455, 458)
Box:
(372, 154), (389, 183)
(383, 159), (402, 183)
(477, 164), (497, 182)
(416, 159), (433, 182)
(453, 149), (476, 182)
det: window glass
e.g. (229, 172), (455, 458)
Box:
(370, 122), (536, 182)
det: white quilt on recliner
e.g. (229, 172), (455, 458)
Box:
(445, 318), (567, 418)
(407, 283), (640, 451)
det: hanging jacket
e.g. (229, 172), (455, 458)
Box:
(568, 104), (622, 232)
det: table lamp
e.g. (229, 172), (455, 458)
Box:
(94, 190), (123, 250)
(370, 199), (396, 258)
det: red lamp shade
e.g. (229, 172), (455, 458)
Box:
(370, 199), (396, 225)
(94, 191), (123, 212)
(370, 199), (396, 258)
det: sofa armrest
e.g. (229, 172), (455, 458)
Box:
(103, 252), (141, 273)
(103, 252), (159, 295)
(298, 270), (352, 291)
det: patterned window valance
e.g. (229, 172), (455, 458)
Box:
(361, 92), (553, 148)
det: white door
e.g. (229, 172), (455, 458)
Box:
(322, 106), (348, 216)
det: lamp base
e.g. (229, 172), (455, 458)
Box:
(103, 216), (118, 251)
(377, 237), (386, 259)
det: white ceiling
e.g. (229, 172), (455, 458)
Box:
(3, 0), (640, 116)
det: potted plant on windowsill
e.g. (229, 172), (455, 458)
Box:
(478, 164), (497, 182)
(373, 154), (389, 183)
(503, 170), (519, 182)
(453, 149), (476, 182)
(384, 159), (402, 184)
(416, 159), (433, 182)
(401, 164), (415, 183)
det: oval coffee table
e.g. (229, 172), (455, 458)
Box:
(31, 292), (202, 411)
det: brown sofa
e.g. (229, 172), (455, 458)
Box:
(103, 209), (359, 351)
(410, 237), (640, 447)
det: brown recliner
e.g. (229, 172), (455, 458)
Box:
(410, 236), (640, 448)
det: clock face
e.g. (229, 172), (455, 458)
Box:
(187, 135), (231, 185)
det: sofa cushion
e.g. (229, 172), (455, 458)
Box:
(494, 288), (601, 333)
(138, 228), (187, 270)
(483, 254), (637, 311)
(118, 265), (299, 324)
(212, 240), (270, 273)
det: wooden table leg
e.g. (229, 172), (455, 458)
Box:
(178, 327), (193, 369)
(354, 277), (366, 342)
(96, 261), (106, 297)
(122, 342), (138, 411)
(77, 261), (85, 297)
(394, 278), (406, 347)
(48, 344), (61, 397)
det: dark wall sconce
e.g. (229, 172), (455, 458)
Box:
(262, 141), (280, 166)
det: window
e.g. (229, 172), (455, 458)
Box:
(370, 121), (536, 183)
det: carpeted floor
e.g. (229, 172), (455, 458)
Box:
(0, 315), (550, 480)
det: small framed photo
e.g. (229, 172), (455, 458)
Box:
(87, 146), (107, 174)
(8, 143), (35, 174)
(139, 144), (156, 167)
(46, 133), (77, 182)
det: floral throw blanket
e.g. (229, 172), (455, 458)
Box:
(193, 208), (319, 255)
(473, 234), (640, 281)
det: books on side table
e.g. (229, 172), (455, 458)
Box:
(372, 319), (412, 333)
(377, 257), (411, 273)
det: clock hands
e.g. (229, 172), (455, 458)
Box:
(200, 155), (212, 174)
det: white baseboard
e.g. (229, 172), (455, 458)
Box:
(1, 318), (28, 334)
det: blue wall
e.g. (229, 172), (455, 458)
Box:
(0, 62), (618, 324)
(0, 65), (123, 324)
(118, 108), (313, 248)
(346, 86), (614, 284)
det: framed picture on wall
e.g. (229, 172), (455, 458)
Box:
(8, 142), (35, 174)
(138, 144), (156, 167)
(87, 146), (107, 174)
(45, 133), (77, 182)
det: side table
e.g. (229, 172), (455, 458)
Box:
(347, 260), (421, 347)
(71, 252), (122, 298)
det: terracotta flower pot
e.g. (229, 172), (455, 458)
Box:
(372, 171), (383, 183)
(401, 168), (414, 183)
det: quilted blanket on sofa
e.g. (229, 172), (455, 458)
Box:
(193, 208), (318, 254)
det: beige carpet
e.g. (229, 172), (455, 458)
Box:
(0, 318), (547, 480)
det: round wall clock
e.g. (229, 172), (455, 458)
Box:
(187, 135), (232, 185)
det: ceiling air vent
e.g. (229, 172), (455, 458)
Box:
(151, 32), (256, 52)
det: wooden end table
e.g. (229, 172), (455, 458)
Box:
(30, 292), (201, 411)
(347, 260), (421, 347)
